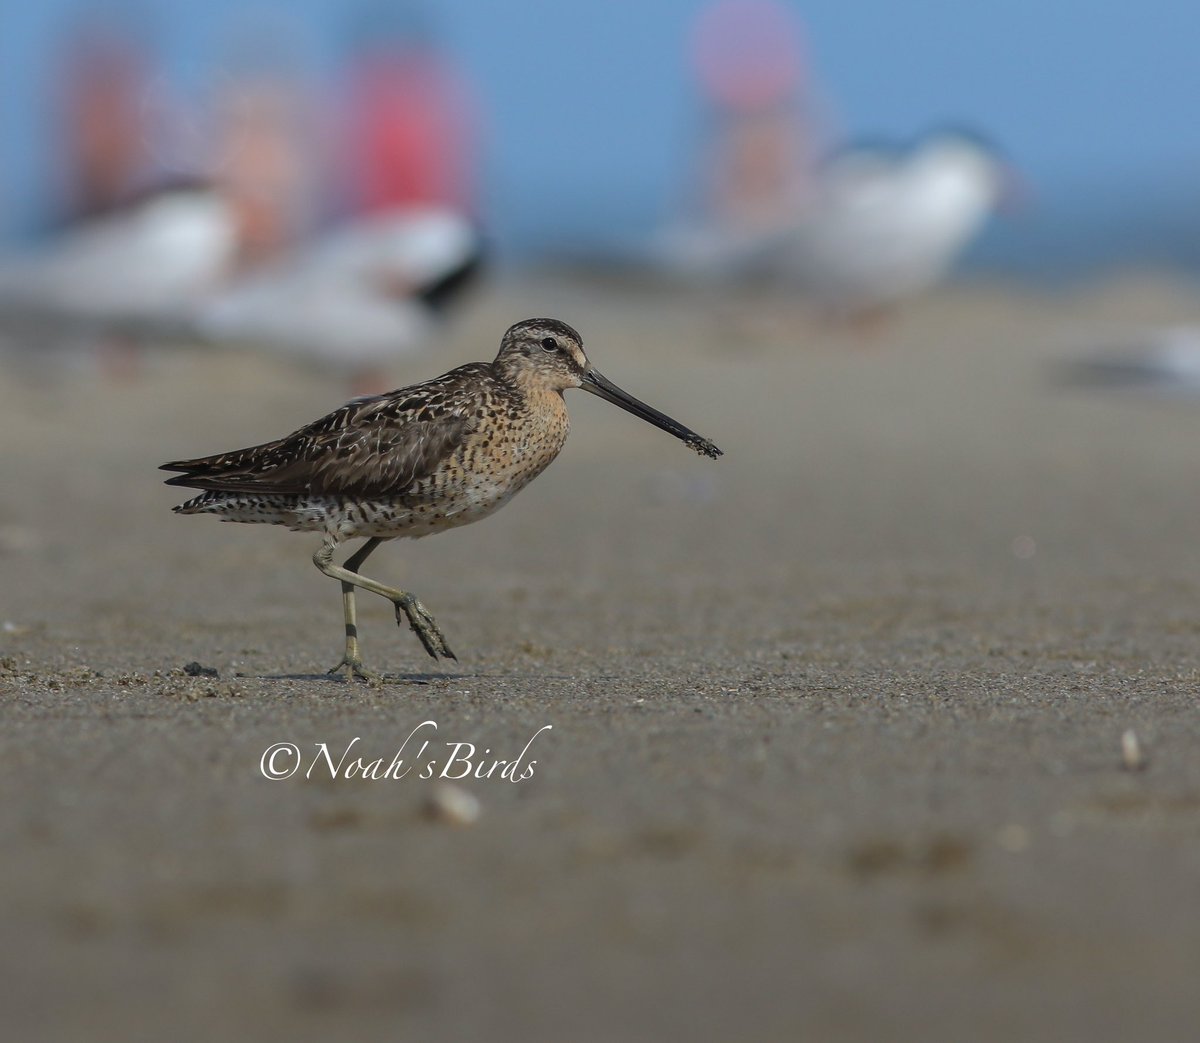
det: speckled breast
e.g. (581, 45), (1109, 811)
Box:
(340, 389), (571, 540)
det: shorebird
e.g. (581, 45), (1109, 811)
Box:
(161, 318), (722, 679)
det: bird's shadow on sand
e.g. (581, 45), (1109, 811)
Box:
(240, 670), (587, 686)
(242, 671), (467, 686)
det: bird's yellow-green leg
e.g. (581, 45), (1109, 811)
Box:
(313, 538), (456, 679)
(320, 538), (381, 681)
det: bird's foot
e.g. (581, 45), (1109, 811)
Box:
(394, 593), (457, 661)
(326, 655), (381, 683)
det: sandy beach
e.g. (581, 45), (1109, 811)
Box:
(3, 273), (1200, 1041)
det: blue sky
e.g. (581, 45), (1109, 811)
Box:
(3, 1), (1200, 271)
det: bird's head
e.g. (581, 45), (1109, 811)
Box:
(494, 317), (591, 392)
(494, 317), (723, 459)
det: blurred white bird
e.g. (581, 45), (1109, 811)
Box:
(1061, 326), (1200, 395)
(195, 207), (483, 369)
(0, 183), (236, 326)
(656, 129), (1015, 317)
(780, 132), (1015, 314)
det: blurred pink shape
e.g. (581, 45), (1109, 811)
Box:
(341, 41), (476, 216)
(59, 23), (151, 221)
(689, 0), (806, 112)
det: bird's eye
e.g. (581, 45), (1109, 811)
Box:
(541, 337), (559, 352)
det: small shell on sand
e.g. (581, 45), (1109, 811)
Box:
(1121, 729), (1146, 771)
(423, 783), (481, 826)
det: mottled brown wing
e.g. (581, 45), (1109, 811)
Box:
(162, 364), (490, 497)
(162, 402), (476, 498)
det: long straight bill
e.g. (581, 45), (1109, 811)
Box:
(581, 370), (722, 459)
